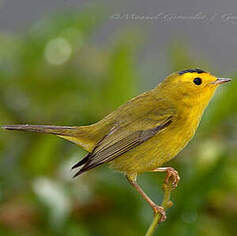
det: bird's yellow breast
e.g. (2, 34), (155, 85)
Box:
(110, 105), (202, 175)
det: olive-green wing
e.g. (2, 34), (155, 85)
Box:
(73, 113), (173, 177)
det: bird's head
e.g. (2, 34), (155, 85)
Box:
(158, 68), (231, 108)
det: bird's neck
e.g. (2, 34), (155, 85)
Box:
(152, 85), (215, 122)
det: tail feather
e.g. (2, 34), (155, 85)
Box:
(1, 125), (77, 136)
(1, 124), (99, 152)
(2, 123), (111, 175)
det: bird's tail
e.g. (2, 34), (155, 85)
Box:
(1, 124), (99, 152)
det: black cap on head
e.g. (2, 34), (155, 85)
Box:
(178, 68), (206, 75)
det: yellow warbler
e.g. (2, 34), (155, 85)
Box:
(2, 68), (231, 221)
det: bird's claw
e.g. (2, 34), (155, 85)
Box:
(164, 167), (180, 188)
(152, 205), (166, 223)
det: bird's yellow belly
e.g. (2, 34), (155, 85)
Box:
(110, 121), (197, 175)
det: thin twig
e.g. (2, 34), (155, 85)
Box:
(145, 181), (175, 236)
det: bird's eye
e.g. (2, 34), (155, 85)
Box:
(193, 77), (202, 85)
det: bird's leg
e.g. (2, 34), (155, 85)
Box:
(151, 167), (180, 189)
(126, 174), (166, 222)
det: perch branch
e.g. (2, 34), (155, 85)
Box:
(145, 175), (178, 236)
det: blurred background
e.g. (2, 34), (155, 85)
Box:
(0, 1), (237, 235)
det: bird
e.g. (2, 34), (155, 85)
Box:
(1, 68), (231, 222)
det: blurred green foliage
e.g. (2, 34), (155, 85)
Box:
(0, 7), (237, 236)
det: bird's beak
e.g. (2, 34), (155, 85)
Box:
(212, 78), (232, 84)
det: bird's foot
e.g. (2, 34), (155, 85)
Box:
(151, 167), (180, 189)
(152, 205), (166, 223)
(164, 167), (180, 189)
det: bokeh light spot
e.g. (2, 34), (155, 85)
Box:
(45, 37), (72, 65)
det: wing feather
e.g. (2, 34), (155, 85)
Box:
(73, 118), (172, 177)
